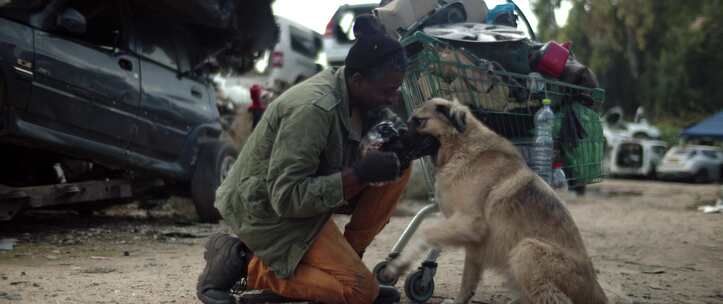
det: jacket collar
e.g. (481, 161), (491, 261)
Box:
(334, 67), (361, 142)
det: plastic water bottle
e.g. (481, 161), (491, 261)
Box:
(531, 98), (554, 184)
(551, 162), (568, 191)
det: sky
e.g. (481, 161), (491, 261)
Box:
(271, 0), (573, 35)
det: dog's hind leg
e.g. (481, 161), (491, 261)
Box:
(508, 239), (573, 304)
(382, 214), (485, 280)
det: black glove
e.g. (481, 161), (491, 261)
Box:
(352, 151), (401, 184)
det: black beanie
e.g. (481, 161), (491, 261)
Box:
(353, 14), (385, 39)
(345, 33), (405, 70)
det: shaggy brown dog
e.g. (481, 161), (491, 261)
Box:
(382, 98), (608, 304)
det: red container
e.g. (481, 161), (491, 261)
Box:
(534, 41), (570, 78)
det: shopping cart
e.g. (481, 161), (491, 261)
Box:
(370, 32), (606, 302)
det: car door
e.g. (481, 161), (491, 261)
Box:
(132, 17), (216, 162)
(29, 0), (141, 153)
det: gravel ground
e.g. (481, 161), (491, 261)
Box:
(1, 179), (722, 304)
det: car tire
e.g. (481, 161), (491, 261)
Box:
(693, 169), (709, 184)
(191, 140), (237, 223)
(647, 165), (657, 179)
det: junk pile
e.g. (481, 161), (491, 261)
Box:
(0, 0), (278, 75)
(373, 0), (606, 187)
(133, 0), (278, 74)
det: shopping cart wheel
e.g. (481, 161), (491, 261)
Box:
(373, 261), (399, 286)
(404, 264), (436, 303)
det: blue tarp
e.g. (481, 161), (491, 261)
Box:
(681, 110), (723, 139)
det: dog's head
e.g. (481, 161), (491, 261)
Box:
(408, 98), (470, 139)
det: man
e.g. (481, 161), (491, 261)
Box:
(197, 33), (411, 304)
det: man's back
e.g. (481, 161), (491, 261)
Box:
(215, 68), (356, 278)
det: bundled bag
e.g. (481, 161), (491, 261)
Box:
(483, 3), (518, 27)
(374, 0), (488, 39)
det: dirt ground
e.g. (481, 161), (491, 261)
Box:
(1, 179), (722, 304)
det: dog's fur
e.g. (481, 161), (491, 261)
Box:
(383, 98), (608, 304)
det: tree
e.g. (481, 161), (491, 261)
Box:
(531, 0), (723, 123)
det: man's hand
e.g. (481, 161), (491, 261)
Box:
(352, 151), (401, 184)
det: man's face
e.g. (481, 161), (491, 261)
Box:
(355, 70), (405, 111)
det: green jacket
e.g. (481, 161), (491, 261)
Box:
(215, 67), (363, 278)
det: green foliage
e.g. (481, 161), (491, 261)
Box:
(531, 0), (723, 124)
(656, 121), (683, 147)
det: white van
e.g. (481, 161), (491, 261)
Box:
(267, 16), (323, 92)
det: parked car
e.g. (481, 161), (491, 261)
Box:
(606, 138), (668, 178)
(323, 3), (377, 66)
(0, 0), (276, 222)
(268, 16), (323, 92)
(657, 145), (723, 183)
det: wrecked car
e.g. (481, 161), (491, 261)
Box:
(0, 0), (277, 222)
(603, 106), (661, 144)
(606, 138), (668, 179)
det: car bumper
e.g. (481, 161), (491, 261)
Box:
(656, 168), (695, 180)
(609, 167), (648, 177)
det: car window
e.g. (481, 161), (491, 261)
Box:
(65, 0), (123, 52)
(673, 148), (688, 155)
(134, 19), (179, 70)
(701, 150), (718, 159)
(289, 25), (319, 59)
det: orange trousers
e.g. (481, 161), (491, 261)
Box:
(246, 169), (412, 304)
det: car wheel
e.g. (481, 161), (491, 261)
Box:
(647, 165), (657, 179)
(191, 140), (237, 223)
(693, 169), (709, 184)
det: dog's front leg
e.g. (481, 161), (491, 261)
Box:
(442, 245), (483, 304)
(380, 238), (433, 282)
(382, 215), (484, 282)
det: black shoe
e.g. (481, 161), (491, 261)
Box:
(197, 233), (251, 304)
(374, 285), (401, 304)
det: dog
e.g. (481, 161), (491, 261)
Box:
(382, 98), (608, 304)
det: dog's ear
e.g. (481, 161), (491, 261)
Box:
(435, 104), (467, 133)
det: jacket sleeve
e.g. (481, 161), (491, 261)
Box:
(266, 104), (346, 218)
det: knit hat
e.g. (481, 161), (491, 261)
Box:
(345, 33), (405, 70)
(353, 14), (385, 39)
